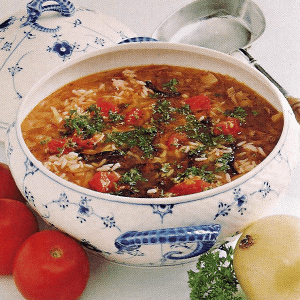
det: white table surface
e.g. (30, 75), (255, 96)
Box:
(0, 0), (300, 299)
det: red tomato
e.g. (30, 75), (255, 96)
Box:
(124, 108), (144, 126)
(72, 136), (96, 150)
(167, 133), (188, 150)
(0, 163), (25, 202)
(13, 230), (90, 300)
(184, 95), (211, 112)
(47, 138), (70, 154)
(0, 198), (38, 274)
(213, 117), (241, 137)
(96, 98), (119, 117)
(89, 171), (121, 193)
(169, 178), (210, 196)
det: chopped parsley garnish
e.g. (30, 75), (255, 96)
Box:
(176, 104), (192, 116)
(225, 107), (247, 123)
(174, 166), (215, 183)
(119, 168), (148, 192)
(161, 163), (171, 173)
(177, 114), (216, 147)
(40, 137), (51, 145)
(162, 78), (179, 92)
(108, 111), (125, 123)
(106, 126), (157, 158)
(152, 99), (176, 124)
(188, 243), (242, 300)
(189, 145), (206, 157)
(63, 104), (105, 139)
(215, 152), (234, 173)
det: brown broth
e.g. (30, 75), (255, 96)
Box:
(22, 65), (283, 198)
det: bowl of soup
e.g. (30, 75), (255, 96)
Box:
(6, 42), (299, 267)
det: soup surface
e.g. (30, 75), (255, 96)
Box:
(22, 65), (283, 198)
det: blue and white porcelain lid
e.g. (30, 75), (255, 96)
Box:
(0, 0), (137, 141)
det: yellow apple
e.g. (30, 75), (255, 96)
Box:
(233, 215), (300, 300)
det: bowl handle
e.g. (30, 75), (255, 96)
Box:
(115, 224), (221, 260)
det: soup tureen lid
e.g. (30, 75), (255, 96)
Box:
(0, 0), (137, 141)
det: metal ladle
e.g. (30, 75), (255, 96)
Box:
(152, 0), (300, 123)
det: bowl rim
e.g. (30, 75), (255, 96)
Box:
(15, 42), (291, 205)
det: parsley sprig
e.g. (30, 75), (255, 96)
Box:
(188, 243), (243, 300)
(225, 107), (247, 124)
(106, 127), (157, 158)
(119, 168), (148, 192)
(162, 78), (179, 92)
(152, 99), (176, 124)
(63, 104), (105, 139)
(215, 153), (234, 173)
(174, 166), (215, 183)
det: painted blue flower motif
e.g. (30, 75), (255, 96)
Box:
(42, 193), (120, 230)
(1, 41), (13, 51)
(24, 187), (35, 207)
(24, 157), (39, 178)
(101, 215), (118, 229)
(8, 64), (23, 75)
(214, 202), (232, 219)
(52, 192), (69, 209)
(214, 188), (248, 220)
(77, 197), (93, 223)
(95, 37), (105, 46)
(52, 40), (73, 60)
(151, 204), (174, 223)
(233, 188), (248, 207)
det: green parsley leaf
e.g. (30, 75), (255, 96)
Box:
(162, 78), (179, 92)
(152, 99), (176, 124)
(176, 114), (217, 147)
(188, 243), (243, 300)
(119, 168), (148, 192)
(40, 137), (51, 145)
(215, 152), (234, 173)
(161, 163), (172, 173)
(106, 126), (157, 158)
(63, 104), (105, 139)
(109, 111), (125, 123)
(174, 165), (215, 183)
(225, 107), (247, 123)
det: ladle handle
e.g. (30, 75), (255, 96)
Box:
(239, 48), (300, 124)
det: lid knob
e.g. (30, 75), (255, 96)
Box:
(21, 0), (75, 33)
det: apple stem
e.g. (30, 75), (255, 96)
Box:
(239, 234), (254, 249)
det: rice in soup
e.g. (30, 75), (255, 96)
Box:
(22, 65), (283, 198)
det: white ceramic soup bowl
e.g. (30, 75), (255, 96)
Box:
(6, 42), (299, 267)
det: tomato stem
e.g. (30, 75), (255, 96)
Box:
(239, 234), (255, 249)
(50, 248), (63, 258)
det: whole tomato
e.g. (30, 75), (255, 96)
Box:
(0, 198), (38, 274)
(13, 230), (90, 300)
(0, 162), (25, 202)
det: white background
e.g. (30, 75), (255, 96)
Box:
(0, 0), (300, 299)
